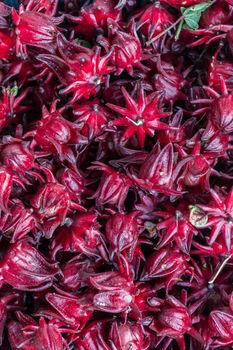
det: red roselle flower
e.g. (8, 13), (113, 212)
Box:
(0, 166), (25, 213)
(0, 294), (19, 346)
(8, 317), (33, 350)
(0, 240), (59, 291)
(200, 0), (232, 27)
(98, 20), (149, 75)
(140, 248), (193, 290)
(4, 59), (37, 88)
(76, 321), (109, 350)
(194, 81), (233, 134)
(193, 237), (233, 257)
(0, 199), (37, 242)
(0, 140), (45, 185)
(38, 34), (114, 103)
(30, 170), (83, 238)
(51, 212), (108, 260)
(157, 110), (196, 145)
(132, 284), (162, 318)
(89, 161), (132, 211)
(150, 295), (203, 350)
(105, 211), (139, 260)
(30, 182), (71, 238)
(73, 98), (111, 139)
(0, 87), (29, 131)
(136, 3), (173, 43)
(9, 317), (69, 350)
(45, 292), (93, 329)
(194, 187), (233, 251)
(130, 143), (181, 195)
(187, 120), (232, 158)
(110, 26), (148, 76)
(25, 0), (59, 16)
(12, 5), (63, 57)
(61, 256), (96, 291)
(0, 141), (35, 175)
(56, 167), (86, 205)
(174, 142), (214, 191)
(107, 86), (171, 148)
(155, 204), (198, 253)
(68, 0), (122, 38)
(0, 30), (15, 59)
(208, 56), (233, 93)
(153, 58), (186, 103)
(208, 309), (233, 347)
(8, 311), (42, 348)
(90, 268), (134, 313)
(25, 101), (82, 168)
(109, 321), (151, 350)
(210, 91), (233, 134)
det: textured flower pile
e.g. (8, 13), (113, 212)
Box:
(0, 0), (233, 349)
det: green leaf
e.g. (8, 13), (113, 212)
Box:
(185, 14), (202, 29)
(175, 2), (212, 39)
(189, 205), (208, 227)
(6, 85), (18, 97)
(188, 2), (212, 12)
(11, 85), (18, 97)
(183, 1), (212, 29)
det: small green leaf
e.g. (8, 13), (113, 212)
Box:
(188, 2), (212, 12)
(6, 85), (18, 97)
(11, 85), (18, 97)
(189, 205), (208, 227)
(185, 15), (201, 29)
(175, 2), (212, 39)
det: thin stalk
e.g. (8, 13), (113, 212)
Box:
(126, 116), (143, 126)
(208, 255), (232, 285)
(146, 16), (184, 46)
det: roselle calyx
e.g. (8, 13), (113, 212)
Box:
(0, 240), (59, 291)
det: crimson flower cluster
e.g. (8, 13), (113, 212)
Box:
(0, 0), (233, 349)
